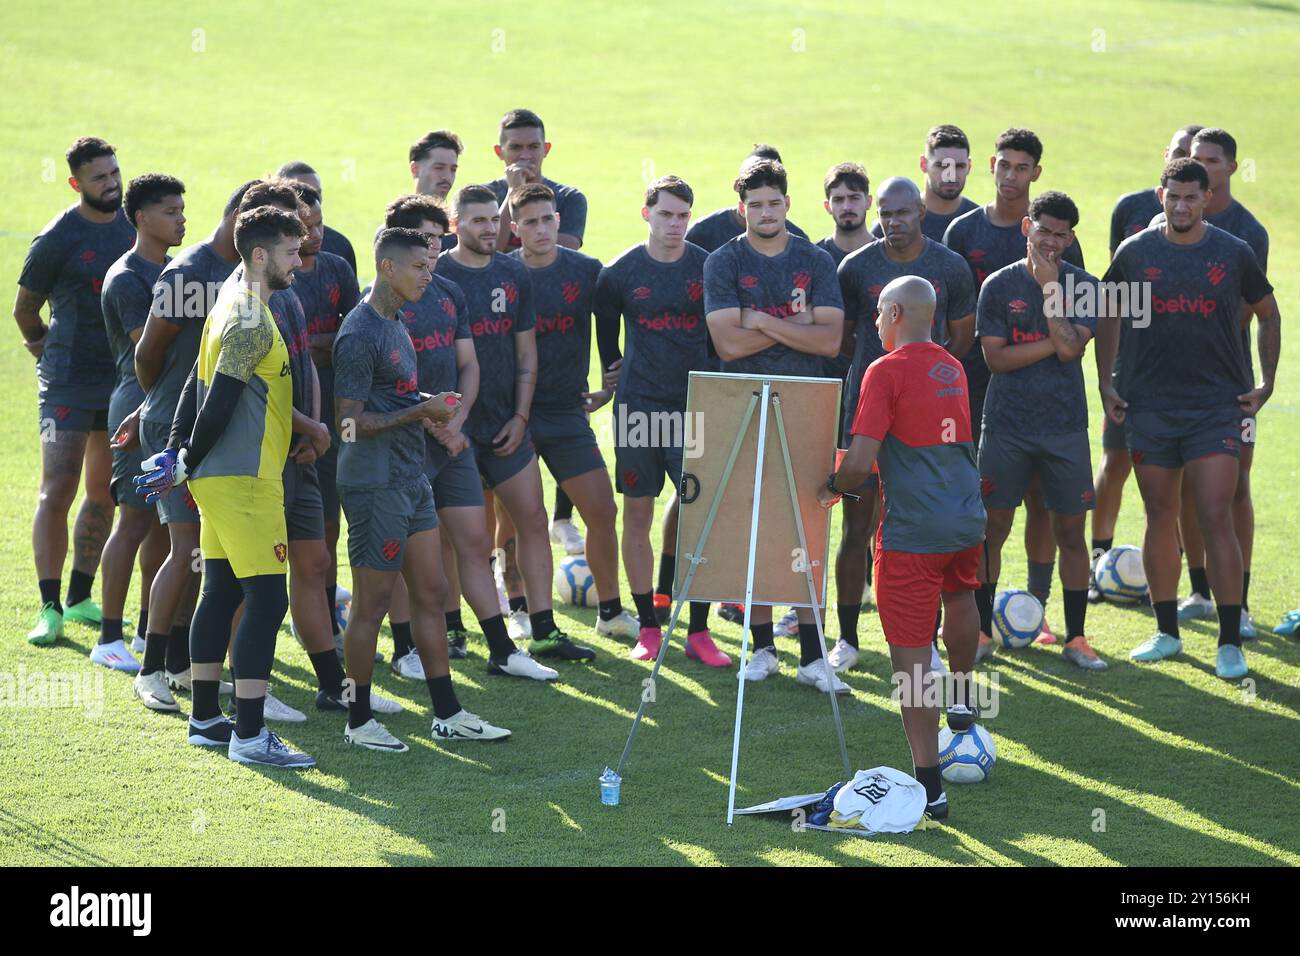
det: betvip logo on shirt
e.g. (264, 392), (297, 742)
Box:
(50, 885), (152, 936)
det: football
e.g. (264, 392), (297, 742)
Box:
(993, 589), (1044, 648)
(555, 556), (597, 607)
(1095, 545), (1148, 604)
(938, 724), (997, 783)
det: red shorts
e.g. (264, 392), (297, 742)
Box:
(874, 544), (981, 647)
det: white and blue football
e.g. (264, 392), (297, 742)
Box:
(555, 556), (597, 607)
(993, 589), (1044, 648)
(938, 724), (996, 784)
(1095, 545), (1148, 604)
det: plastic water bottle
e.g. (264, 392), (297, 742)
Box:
(599, 767), (621, 806)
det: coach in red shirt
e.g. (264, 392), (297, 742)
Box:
(819, 274), (986, 820)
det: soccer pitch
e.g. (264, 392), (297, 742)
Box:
(0, 0), (1297, 867)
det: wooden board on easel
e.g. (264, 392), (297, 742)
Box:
(674, 372), (841, 607)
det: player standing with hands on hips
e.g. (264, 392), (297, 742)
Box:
(820, 275), (986, 823)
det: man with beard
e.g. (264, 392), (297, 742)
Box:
(872, 125), (979, 242)
(410, 129), (464, 251)
(17, 137), (135, 645)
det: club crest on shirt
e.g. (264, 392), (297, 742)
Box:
(1206, 261), (1226, 286)
(686, 279), (703, 302)
(274, 543), (287, 563)
(561, 281), (581, 305)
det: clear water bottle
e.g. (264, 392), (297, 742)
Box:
(599, 767), (621, 806)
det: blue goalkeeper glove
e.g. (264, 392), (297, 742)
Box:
(135, 447), (190, 504)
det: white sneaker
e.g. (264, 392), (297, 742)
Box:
(391, 648), (426, 680)
(930, 643), (947, 675)
(773, 608), (800, 637)
(796, 658), (852, 695)
(131, 635), (146, 654)
(432, 709), (512, 742)
(343, 718), (409, 753)
(133, 670), (180, 712)
(740, 645), (780, 682)
(827, 638), (860, 673)
(595, 609), (641, 641)
(368, 687), (404, 715)
(549, 518), (586, 556)
(263, 690), (307, 723)
(488, 649), (559, 680)
(89, 638), (141, 673)
(1177, 592), (1215, 621)
(166, 668), (233, 695)
(507, 609), (532, 639)
(1240, 610), (1258, 640)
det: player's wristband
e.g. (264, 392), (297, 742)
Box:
(827, 473), (861, 502)
(512, 412), (528, 426)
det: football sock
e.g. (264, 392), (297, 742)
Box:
(234, 695), (265, 740)
(136, 607), (149, 643)
(553, 489), (574, 523)
(598, 598), (622, 622)
(508, 595), (528, 614)
(38, 578), (62, 615)
(529, 609), (557, 637)
(192, 680), (221, 722)
(915, 764), (943, 804)
(445, 609), (464, 632)
(1188, 567), (1211, 601)
(1027, 561), (1053, 603)
(309, 648), (345, 696)
(1153, 600), (1180, 639)
(391, 620), (414, 660)
(798, 622), (822, 667)
(975, 583), (995, 636)
(1217, 604), (1242, 648)
(166, 624), (191, 673)
(480, 614), (517, 660)
(632, 592), (658, 630)
(656, 553), (675, 598)
(1063, 589), (1087, 640)
(66, 569), (94, 608)
(837, 602), (861, 648)
(1090, 537), (1113, 563)
(689, 601), (710, 633)
(1242, 571), (1251, 612)
(99, 617), (123, 646)
(427, 675), (461, 720)
(751, 621), (775, 651)
(141, 632), (167, 676)
(326, 584), (339, 635)
(347, 684), (373, 729)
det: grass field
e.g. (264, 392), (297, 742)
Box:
(1, 0), (1298, 867)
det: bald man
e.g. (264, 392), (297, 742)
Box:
(831, 176), (975, 671)
(821, 275), (984, 822)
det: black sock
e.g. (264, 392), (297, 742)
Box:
(1188, 567), (1211, 602)
(480, 614), (517, 660)
(1090, 537), (1113, 559)
(192, 679), (220, 721)
(1153, 600), (1180, 639)
(39, 578), (62, 614)
(598, 598), (622, 622)
(631, 592), (658, 630)
(309, 649), (346, 696)
(141, 632), (167, 675)
(915, 764), (944, 804)
(1063, 589), (1087, 640)
(446, 609), (464, 632)
(1217, 603), (1242, 648)
(529, 609), (556, 637)
(391, 621), (414, 659)
(326, 584), (339, 635)
(689, 601), (710, 633)
(136, 607), (149, 642)
(234, 695), (265, 740)
(166, 624), (191, 674)
(975, 583), (995, 636)
(864, 558), (873, 588)
(553, 488), (574, 523)
(509, 595), (528, 614)
(427, 675), (461, 720)
(751, 621), (775, 650)
(1241, 571), (1251, 612)
(656, 553), (675, 598)
(66, 569), (94, 608)
(347, 683), (373, 729)
(797, 622), (822, 667)
(837, 602), (861, 648)
(99, 617), (123, 646)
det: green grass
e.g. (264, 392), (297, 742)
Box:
(1, 0), (1298, 867)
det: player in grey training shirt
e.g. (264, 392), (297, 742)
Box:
(277, 161), (356, 276)
(832, 177), (976, 672)
(436, 184), (596, 662)
(486, 109), (587, 252)
(816, 163), (873, 385)
(870, 124), (979, 243)
(16, 137), (135, 646)
(687, 143), (809, 253)
(1097, 158), (1279, 679)
(409, 129), (465, 251)
(703, 159), (847, 694)
(97, 174), (185, 690)
(1091, 124), (1202, 604)
(976, 192), (1105, 672)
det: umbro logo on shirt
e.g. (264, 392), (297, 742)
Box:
(80, 250), (97, 264)
(1144, 267), (1163, 281)
(632, 286), (651, 301)
(1206, 261), (1227, 286)
(968, 249), (985, 262)
(868, 284), (884, 298)
(927, 362), (961, 385)
(1008, 299), (1027, 314)
(740, 275), (759, 289)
